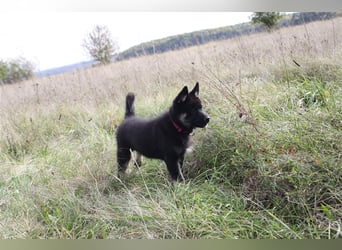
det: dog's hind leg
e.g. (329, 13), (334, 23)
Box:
(117, 146), (131, 177)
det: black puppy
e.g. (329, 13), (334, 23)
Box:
(116, 82), (209, 182)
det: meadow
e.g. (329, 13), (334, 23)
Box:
(0, 18), (341, 239)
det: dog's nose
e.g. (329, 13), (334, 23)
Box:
(205, 117), (210, 124)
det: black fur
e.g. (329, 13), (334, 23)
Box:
(116, 82), (209, 182)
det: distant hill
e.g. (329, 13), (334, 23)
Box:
(35, 60), (97, 77)
(116, 22), (262, 61)
(116, 12), (338, 61)
(35, 12), (338, 78)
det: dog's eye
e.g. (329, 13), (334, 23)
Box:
(189, 108), (197, 114)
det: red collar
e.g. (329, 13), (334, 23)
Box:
(169, 114), (183, 133)
(171, 119), (183, 133)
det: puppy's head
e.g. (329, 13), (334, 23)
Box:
(173, 82), (210, 129)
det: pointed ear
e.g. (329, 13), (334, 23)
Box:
(189, 82), (199, 97)
(174, 86), (188, 103)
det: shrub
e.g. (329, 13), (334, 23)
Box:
(0, 57), (35, 84)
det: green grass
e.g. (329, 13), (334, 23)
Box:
(1, 69), (341, 238)
(1, 19), (342, 238)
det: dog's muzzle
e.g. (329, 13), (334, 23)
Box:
(196, 111), (210, 128)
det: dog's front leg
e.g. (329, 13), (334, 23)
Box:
(134, 152), (142, 168)
(165, 155), (185, 183)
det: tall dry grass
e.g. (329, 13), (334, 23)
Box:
(0, 18), (341, 239)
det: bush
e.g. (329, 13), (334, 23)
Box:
(0, 57), (35, 84)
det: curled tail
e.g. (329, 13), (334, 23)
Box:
(125, 93), (135, 118)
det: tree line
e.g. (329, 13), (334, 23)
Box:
(116, 12), (339, 61)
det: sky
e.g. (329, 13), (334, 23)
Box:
(0, 12), (252, 71)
